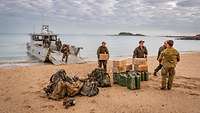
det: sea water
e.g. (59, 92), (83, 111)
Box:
(0, 34), (200, 64)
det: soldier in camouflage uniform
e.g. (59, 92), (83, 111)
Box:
(133, 40), (148, 58)
(153, 41), (167, 76)
(55, 38), (62, 51)
(97, 42), (109, 72)
(158, 40), (180, 90)
(62, 44), (70, 63)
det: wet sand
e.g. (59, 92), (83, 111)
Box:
(0, 52), (200, 113)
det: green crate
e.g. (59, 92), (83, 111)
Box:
(144, 71), (149, 81)
(118, 73), (127, 87)
(127, 73), (136, 90)
(113, 73), (120, 84)
(135, 75), (141, 89)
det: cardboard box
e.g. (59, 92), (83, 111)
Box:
(113, 59), (127, 73)
(126, 64), (132, 72)
(132, 58), (147, 65)
(132, 58), (148, 72)
(99, 54), (109, 60)
(113, 60), (127, 67)
(138, 64), (148, 71)
(113, 66), (126, 73)
(134, 64), (148, 72)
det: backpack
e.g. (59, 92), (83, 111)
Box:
(80, 79), (99, 97)
(43, 69), (73, 96)
(88, 68), (111, 87)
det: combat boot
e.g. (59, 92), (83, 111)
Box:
(153, 71), (157, 76)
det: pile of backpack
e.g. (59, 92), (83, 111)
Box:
(43, 68), (111, 108)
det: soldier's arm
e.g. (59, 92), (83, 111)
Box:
(157, 47), (162, 60)
(177, 52), (180, 62)
(144, 47), (148, 58)
(106, 47), (110, 59)
(97, 47), (100, 58)
(158, 51), (164, 63)
(133, 48), (137, 58)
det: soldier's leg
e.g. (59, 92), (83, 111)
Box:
(103, 60), (107, 72)
(154, 64), (163, 73)
(161, 67), (168, 89)
(167, 68), (175, 90)
(154, 64), (163, 76)
(62, 54), (66, 61)
(65, 54), (69, 63)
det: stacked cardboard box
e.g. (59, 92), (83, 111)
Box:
(113, 59), (127, 73)
(132, 58), (148, 72)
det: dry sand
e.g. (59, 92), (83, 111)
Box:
(0, 52), (200, 113)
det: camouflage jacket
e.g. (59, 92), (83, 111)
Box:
(62, 46), (70, 54)
(97, 46), (109, 58)
(157, 45), (166, 60)
(158, 47), (180, 68)
(55, 40), (62, 47)
(133, 46), (148, 58)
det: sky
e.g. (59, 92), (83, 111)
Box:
(0, 0), (200, 35)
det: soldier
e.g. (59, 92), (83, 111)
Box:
(55, 38), (62, 51)
(97, 42), (109, 72)
(43, 36), (51, 48)
(62, 44), (70, 63)
(133, 40), (148, 58)
(158, 40), (180, 90)
(153, 41), (167, 76)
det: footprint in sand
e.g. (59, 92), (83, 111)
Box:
(188, 92), (200, 96)
(24, 105), (32, 109)
(21, 91), (30, 95)
(4, 97), (11, 102)
(90, 108), (96, 113)
(41, 105), (55, 109)
(90, 99), (97, 104)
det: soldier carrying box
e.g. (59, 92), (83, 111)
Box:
(97, 41), (109, 72)
(132, 40), (148, 72)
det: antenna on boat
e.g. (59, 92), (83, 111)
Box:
(33, 25), (35, 33)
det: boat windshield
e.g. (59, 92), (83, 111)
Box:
(32, 35), (57, 41)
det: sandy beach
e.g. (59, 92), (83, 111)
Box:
(0, 52), (200, 113)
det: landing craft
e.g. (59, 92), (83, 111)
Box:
(26, 25), (85, 65)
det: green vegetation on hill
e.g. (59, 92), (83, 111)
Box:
(117, 32), (145, 36)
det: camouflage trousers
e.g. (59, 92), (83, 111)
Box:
(161, 67), (175, 90)
(57, 45), (62, 51)
(62, 54), (69, 63)
(98, 60), (107, 72)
